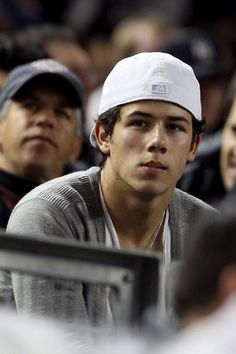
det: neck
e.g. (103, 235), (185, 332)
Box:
(100, 168), (170, 251)
(0, 157), (64, 184)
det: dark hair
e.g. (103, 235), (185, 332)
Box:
(192, 116), (205, 135)
(174, 212), (236, 320)
(12, 24), (78, 66)
(15, 23), (78, 50)
(96, 106), (121, 166)
(191, 115), (205, 145)
(0, 26), (79, 76)
(0, 32), (47, 71)
(96, 105), (205, 166)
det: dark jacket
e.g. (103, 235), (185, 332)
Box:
(177, 144), (226, 207)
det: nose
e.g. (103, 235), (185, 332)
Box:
(34, 109), (55, 129)
(146, 125), (167, 154)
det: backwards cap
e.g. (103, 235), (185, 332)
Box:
(90, 52), (202, 148)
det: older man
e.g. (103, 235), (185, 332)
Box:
(0, 58), (84, 227)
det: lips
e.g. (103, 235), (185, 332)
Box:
(142, 161), (166, 169)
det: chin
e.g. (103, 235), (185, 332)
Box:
(25, 160), (48, 170)
(135, 185), (162, 198)
(24, 162), (50, 177)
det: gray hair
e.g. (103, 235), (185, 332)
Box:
(0, 100), (11, 120)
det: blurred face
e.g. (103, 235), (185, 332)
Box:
(220, 97), (236, 190)
(0, 81), (81, 183)
(97, 100), (200, 199)
(45, 40), (98, 101)
(200, 78), (225, 134)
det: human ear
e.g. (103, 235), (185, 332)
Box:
(187, 134), (201, 163)
(94, 121), (110, 154)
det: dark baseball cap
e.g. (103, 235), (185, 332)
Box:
(0, 58), (84, 108)
(160, 29), (228, 81)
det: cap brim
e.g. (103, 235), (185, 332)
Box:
(14, 72), (82, 105)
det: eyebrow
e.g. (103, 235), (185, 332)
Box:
(127, 110), (191, 125)
(19, 94), (74, 108)
(166, 116), (191, 125)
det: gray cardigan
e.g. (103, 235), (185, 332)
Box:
(2, 167), (216, 328)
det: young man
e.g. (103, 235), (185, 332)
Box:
(4, 52), (216, 327)
(0, 58), (84, 227)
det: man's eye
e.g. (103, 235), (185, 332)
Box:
(23, 102), (38, 111)
(55, 109), (70, 120)
(167, 124), (183, 132)
(131, 120), (147, 127)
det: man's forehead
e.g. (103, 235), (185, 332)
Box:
(120, 100), (192, 119)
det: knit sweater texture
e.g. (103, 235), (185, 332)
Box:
(3, 166), (217, 328)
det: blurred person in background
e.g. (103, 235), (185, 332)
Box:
(0, 33), (20, 88)
(78, 212), (236, 354)
(174, 212), (236, 327)
(160, 28), (234, 141)
(0, 0), (43, 31)
(15, 24), (99, 103)
(0, 307), (79, 354)
(0, 58), (84, 228)
(156, 212), (236, 354)
(0, 31), (48, 90)
(177, 71), (236, 206)
(111, 14), (180, 60)
(63, 1), (175, 85)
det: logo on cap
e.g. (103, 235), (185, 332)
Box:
(151, 83), (168, 94)
(31, 59), (68, 73)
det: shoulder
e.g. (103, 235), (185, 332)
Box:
(172, 188), (218, 216)
(169, 189), (218, 258)
(15, 167), (101, 210)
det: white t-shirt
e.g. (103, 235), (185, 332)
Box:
(99, 184), (172, 321)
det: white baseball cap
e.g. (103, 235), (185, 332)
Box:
(90, 52), (202, 148)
